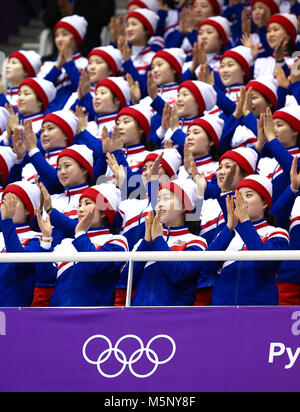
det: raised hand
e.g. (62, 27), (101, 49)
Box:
(1, 193), (17, 220)
(106, 153), (126, 188)
(226, 195), (238, 231)
(290, 156), (300, 192)
(126, 73), (141, 104)
(23, 121), (37, 152)
(12, 128), (26, 160)
(35, 207), (52, 238)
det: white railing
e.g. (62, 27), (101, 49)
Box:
(1, 251), (299, 307)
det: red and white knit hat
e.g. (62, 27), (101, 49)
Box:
(179, 81), (217, 114)
(159, 178), (198, 212)
(221, 46), (254, 77)
(246, 75), (278, 109)
(126, 8), (159, 37)
(9, 50), (41, 77)
(79, 183), (121, 226)
(198, 16), (231, 47)
(152, 48), (186, 79)
(116, 104), (153, 137)
(57, 144), (94, 179)
(273, 104), (300, 133)
(19, 77), (56, 111)
(205, 0), (224, 15)
(237, 174), (273, 208)
(88, 46), (123, 76)
(219, 147), (258, 175)
(0, 107), (10, 135)
(127, 0), (160, 12)
(42, 110), (79, 146)
(188, 115), (224, 148)
(0, 147), (17, 184)
(96, 77), (131, 109)
(251, 0), (280, 14)
(142, 148), (182, 179)
(54, 15), (88, 47)
(2, 181), (41, 220)
(267, 13), (299, 43)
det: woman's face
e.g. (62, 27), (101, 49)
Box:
(93, 86), (120, 115)
(193, 0), (215, 24)
(186, 125), (214, 157)
(151, 57), (177, 86)
(249, 90), (269, 118)
(273, 118), (298, 147)
(266, 22), (289, 49)
(238, 187), (267, 221)
(126, 17), (148, 45)
(217, 158), (245, 191)
(18, 85), (43, 116)
(156, 188), (185, 227)
(78, 197), (103, 227)
(176, 87), (200, 119)
(116, 115), (143, 146)
(2, 193), (30, 225)
(5, 58), (27, 86)
(198, 24), (222, 54)
(142, 160), (169, 186)
(55, 27), (77, 53)
(41, 122), (68, 152)
(57, 156), (88, 188)
(219, 57), (245, 86)
(87, 56), (112, 84)
(252, 2), (271, 28)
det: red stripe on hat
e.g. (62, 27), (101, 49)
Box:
(159, 181), (194, 211)
(79, 187), (116, 226)
(236, 178), (272, 208)
(267, 14), (297, 42)
(142, 153), (175, 178)
(208, 0), (221, 15)
(127, 0), (147, 9)
(273, 111), (300, 134)
(179, 81), (206, 115)
(19, 78), (49, 111)
(247, 80), (277, 108)
(58, 148), (93, 178)
(127, 11), (154, 36)
(9, 51), (36, 77)
(117, 107), (150, 137)
(54, 21), (82, 47)
(251, 0), (279, 14)
(219, 150), (255, 175)
(2, 184), (34, 220)
(153, 50), (183, 79)
(198, 19), (228, 47)
(221, 50), (251, 76)
(188, 118), (220, 147)
(43, 113), (75, 146)
(0, 154), (9, 184)
(97, 78), (126, 108)
(88, 49), (118, 76)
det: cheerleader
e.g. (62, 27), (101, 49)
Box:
(120, 178), (208, 306)
(35, 183), (128, 307)
(37, 15), (88, 110)
(254, 13), (299, 79)
(0, 182), (51, 307)
(84, 77), (131, 140)
(65, 46), (123, 118)
(178, 114), (223, 181)
(220, 75), (279, 152)
(257, 105), (300, 203)
(12, 110), (79, 194)
(203, 174), (290, 306)
(152, 80), (217, 149)
(0, 50), (41, 109)
(271, 157), (300, 305)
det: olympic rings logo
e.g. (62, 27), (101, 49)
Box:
(82, 334), (176, 379)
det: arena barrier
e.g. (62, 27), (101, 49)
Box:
(0, 251), (299, 393)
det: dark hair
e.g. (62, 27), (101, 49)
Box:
(185, 215), (200, 235)
(264, 209), (277, 227)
